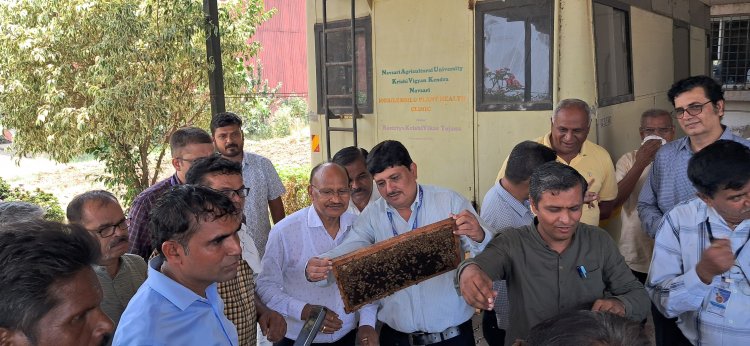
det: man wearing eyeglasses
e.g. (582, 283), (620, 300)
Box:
(608, 109), (675, 285)
(67, 190), (147, 341)
(127, 126), (215, 259)
(257, 162), (378, 345)
(186, 155), (287, 346)
(211, 112), (286, 261)
(637, 76), (750, 345)
(648, 140), (750, 345)
(306, 140), (491, 346)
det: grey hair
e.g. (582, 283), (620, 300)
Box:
(640, 109), (671, 127)
(529, 162), (588, 205)
(0, 201), (46, 225)
(552, 98), (592, 124)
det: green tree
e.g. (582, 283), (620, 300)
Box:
(0, 0), (273, 204)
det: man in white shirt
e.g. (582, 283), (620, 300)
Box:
(256, 163), (378, 346)
(610, 109), (674, 282)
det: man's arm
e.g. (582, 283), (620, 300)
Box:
(305, 216), (378, 284)
(637, 172), (663, 238)
(598, 231), (650, 321)
(126, 194), (153, 259)
(611, 141), (661, 210)
(647, 213), (727, 318)
(596, 150), (620, 220)
(268, 197), (285, 224)
(255, 229), (310, 321)
(255, 295), (286, 342)
(451, 193), (492, 255)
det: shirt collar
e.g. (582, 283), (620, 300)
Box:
(678, 125), (731, 152)
(495, 180), (532, 218)
(146, 256), (213, 311)
(169, 173), (181, 186)
(305, 206), (355, 237)
(530, 217), (580, 253)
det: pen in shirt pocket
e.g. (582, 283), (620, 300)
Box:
(577, 265), (588, 279)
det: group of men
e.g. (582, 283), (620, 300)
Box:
(1, 74), (749, 346)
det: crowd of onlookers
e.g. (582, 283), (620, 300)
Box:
(1, 74), (749, 346)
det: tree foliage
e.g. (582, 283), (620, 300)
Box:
(0, 0), (273, 204)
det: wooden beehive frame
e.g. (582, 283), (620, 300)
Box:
(331, 218), (461, 313)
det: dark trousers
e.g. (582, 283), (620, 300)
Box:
(481, 310), (506, 346)
(632, 270), (692, 346)
(652, 304), (692, 346)
(380, 320), (474, 346)
(275, 329), (356, 346)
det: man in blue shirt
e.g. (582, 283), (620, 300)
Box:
(307, 140), (491, 346)
(638, 75), (750, 345)
(113, 185), (243, 346)
(479, 140), (556, 345)
(648, 140), (750, 344)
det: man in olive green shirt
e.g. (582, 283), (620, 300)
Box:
(458, 162), (648, 345)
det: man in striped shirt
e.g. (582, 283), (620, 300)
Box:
(648, 140), (750, 344)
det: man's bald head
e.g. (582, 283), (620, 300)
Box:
(308, 163), (351, 221)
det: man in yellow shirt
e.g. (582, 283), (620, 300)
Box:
(496, 99), (617, 225)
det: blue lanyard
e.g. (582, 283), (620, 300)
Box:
(386, 186), (423, 237)
(705, 217), (750, 258)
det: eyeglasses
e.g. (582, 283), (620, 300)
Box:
(671, 100), (712, 119)
(213, 187), (250, 199)
(311, 185), (351, 199)
(176, 157), (198, 164)
(639, 127), (674, 136)
(94, 218), (129, 238)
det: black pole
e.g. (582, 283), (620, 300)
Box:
(204, 0), (226, 116)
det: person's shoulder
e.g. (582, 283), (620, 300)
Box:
(616, 149), (637, 164)
(730, 134), (750, 147)
(133, 176), (174, 202)
(243, 151), (273, 165)
(657, 137), (685, 155)
(575, 223), (614, 241)
(122, 253), (147, 266)
(584, 140), (613, 157)
(270, 206), (308, 233)
(666, 197), (706, 220)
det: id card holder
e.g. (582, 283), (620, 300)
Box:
(706, 285), (731, 317)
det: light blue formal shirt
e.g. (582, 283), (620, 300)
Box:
(256, 206), (377, 342)
(648, 198), (750, 345)
(637, 127), (750, 237)
(112, 256), (239, 346)
(480, 180), (534, 330)
(318, 184), (492, 333)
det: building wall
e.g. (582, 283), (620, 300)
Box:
(307, 0), (709, 204)
(253, 0), (308, 98)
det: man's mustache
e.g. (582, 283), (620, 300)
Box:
(109, 236), (129, 249)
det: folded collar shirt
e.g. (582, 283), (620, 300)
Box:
(496, 133), (618, 226)
(112, 256), (239, 346)
(256, 206), (377, 342)
(637, 127), (750, 237)
(461, 221), (649, 345)
(647, 198), (750, 345)
(319, 184), (492, 333)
